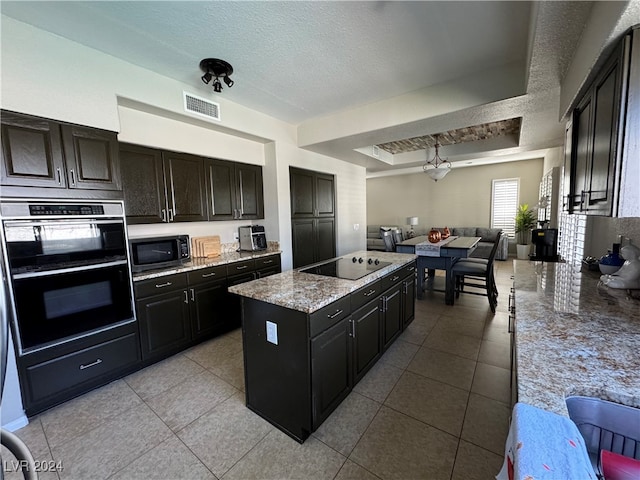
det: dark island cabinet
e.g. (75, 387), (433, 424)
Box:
(311, 316), (352, 429)
(1, 110), (121, 196)
(241, 260), (416, 442)
(120, 144), (207, 224)
(351, 300), (382, 384)
(401, 264), (417, 328)
(205, 158), (264, 220)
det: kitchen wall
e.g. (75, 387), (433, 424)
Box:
(0, 16), (367, 271)
(366, 158), (543, 236)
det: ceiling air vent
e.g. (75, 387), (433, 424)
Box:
(183, 92), (221, 121)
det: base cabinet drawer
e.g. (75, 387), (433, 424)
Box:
(24, 333), (140, 403)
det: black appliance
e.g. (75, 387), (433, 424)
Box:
(299, 256), (391, 280)
(0, 200), (135, 355)
(129, 235), (190, 272)
(239, 225), (267, 251)
(530, 228), (559, 261)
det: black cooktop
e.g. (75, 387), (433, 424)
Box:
(299, 256), (391, 280)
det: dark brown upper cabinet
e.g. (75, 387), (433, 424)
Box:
(290, 167), (335, 218)
(566, 30), (629, 216)
(119, 143), (207, 224)
(204, 158), (264, 220)
(1, 110), (121, 196)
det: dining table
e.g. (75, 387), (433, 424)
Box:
(396, 235), (481, 305)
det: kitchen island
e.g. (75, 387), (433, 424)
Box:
(228, 251), (417, 442)
(513, 260), (640, 416)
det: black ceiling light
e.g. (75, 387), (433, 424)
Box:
(200, 58), (234, 92)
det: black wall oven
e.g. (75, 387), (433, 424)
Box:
(1, 201), (135, 355)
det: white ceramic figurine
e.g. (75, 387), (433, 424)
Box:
(600, 243), (640, 289)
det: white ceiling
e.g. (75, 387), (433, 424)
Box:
(1, 1), (630, 174)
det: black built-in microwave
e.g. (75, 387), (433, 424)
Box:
(129, 235), (190, 272)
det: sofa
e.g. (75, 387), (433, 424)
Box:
(449, 227), (509, 260)
(367, 225), (404, 251)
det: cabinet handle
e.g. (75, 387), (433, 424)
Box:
(262, 260), (273, 264)
(56, 168), (62, 185)
(190, 288), (195, 302)
(363, 289), (376, 297)
(168, 209), (174, 222)
(238, 171), (245, 216)
(183, 290), (189, 304)
(69, 169), (76, 186)
(350, 319), (356, 338)
(391, 275), (400, 282)
(161, 209), (167, 222)
(327, 309), (344, 319)
(236, 265), (248, 270)
(201, 272), (217, 278)
(155, 282), (173, 288)
(79, 358), (102, 370)
(209, 169), (216, 216)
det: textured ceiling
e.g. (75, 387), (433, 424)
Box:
(1, 1), (621, 175)
(376, 118), (522, 154)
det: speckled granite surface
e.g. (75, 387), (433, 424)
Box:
(132, 247), (282, 281)
(227, 251), (417, 313)
(514, 260), (640, 416)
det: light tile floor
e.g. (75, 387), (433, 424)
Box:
(3, 260), (515, 480)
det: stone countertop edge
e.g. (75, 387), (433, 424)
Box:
(513, 259), (640, 417)
(227, 251), (418, 314)
(132, 248), (282, 281)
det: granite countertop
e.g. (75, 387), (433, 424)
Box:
(227, 250), (417, 314)
(514, 259), (640, 416)
(132, 248), (282, 281)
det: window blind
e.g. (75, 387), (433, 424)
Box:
(491, 178), (519, 238)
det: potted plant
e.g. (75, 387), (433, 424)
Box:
(515, 204), (537, 259)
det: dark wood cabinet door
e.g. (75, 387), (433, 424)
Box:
(352, 302), (382, 383)
(572, 94), (593, 211)
(402, 275), (416, 328)
(236, 163), (264, 219)
(382, 285), (402, 350)
(562, 121), (573, 212)
(290, 168), (316, 217)
(61, 125), (121, 190)
(136, 290), (191, 361)
(315, 173), (335, 217)
(316, 218), (336, 263)
(1, 111), (66, 188)
(205, 158), (236, 220)
(292, 218), (316, 268)
(586, 47), (622, 215)
(163, 152), (207, 222)
(189, 280), (227, 339)
(120, 144), (167, 224)
(311, 317), (352, 429)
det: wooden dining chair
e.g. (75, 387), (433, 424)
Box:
(451, 234), (501, 312)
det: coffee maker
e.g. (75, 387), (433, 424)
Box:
(530, 228), (559, 261)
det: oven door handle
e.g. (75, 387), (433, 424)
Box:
(12, 260), (129, 280)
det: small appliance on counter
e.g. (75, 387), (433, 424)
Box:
(530, 228), (559, 262)
(239, 225), (267, 251)
(129, 234), (190, 272)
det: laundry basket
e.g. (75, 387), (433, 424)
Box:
(566, 396), (640, 476)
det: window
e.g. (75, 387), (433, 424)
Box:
(491, 178), (519, 238)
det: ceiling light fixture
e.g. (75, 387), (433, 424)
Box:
(423, 134), (452, 181)
(200, 58), (234, 93)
